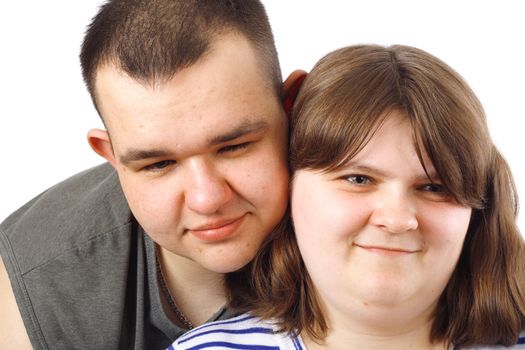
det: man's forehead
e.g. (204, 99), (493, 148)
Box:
(93, 32), (285, 159)
(95, 65), (276, 133)
(131, 117), (270, 146)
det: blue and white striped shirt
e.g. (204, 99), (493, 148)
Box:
(169, 314), (304, 350)
(169, 313), (525, 350)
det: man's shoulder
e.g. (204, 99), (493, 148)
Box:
(0, 163), (133, 273)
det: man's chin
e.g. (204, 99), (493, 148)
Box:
(200, 254), (253, 274)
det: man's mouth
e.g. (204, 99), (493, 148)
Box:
(188, 214), (247, 242)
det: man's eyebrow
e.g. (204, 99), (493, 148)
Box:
(208, 120), (269, 146)
(119, 149), (171, 165)
(118, 120), (270, 165)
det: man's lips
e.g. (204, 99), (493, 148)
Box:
(353, 243), (418, 256)
(188, 214), (246, 242)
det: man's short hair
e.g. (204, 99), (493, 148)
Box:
(80, 0), (281, 114)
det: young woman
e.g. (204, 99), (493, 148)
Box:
(169, 44), (525, 349)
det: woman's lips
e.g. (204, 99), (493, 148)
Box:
(353, 243), (417, 256)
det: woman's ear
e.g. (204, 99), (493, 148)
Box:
(281, 70), (307, 117)
(87, 128), (117, 167)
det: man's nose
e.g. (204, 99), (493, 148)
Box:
(184, 160), (233, 215)
(369, 189), (419, 234)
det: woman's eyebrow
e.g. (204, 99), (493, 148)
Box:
(343, 162), (441, 182)
(341, 163), (390, 177)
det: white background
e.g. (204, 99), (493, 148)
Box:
(1, 1), (523, 231)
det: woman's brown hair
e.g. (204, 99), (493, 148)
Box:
(229, 44), (525, 347)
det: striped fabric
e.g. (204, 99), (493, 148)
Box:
(168, 313), (525, 349)
(460, 335), (525, 349)
(168, 314), (304, 350)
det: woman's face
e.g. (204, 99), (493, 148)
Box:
(291, 110), (472, 329)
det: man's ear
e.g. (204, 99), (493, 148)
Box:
(87, 128), (117, 167)
(281, 69), (307, 117)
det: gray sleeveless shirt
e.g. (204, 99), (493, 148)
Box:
(0, 163), (235, 349)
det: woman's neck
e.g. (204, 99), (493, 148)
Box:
(302, 302), (447, 350)
(302, 323), (447, 350)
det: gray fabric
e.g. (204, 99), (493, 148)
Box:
(0, 163), (236, 349)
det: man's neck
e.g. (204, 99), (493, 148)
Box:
(157, 246), (227, 326)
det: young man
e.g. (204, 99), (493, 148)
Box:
(0, 1), (304, 348)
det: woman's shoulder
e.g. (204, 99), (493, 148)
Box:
(460, 333), (525, 349)
(169, 313), (304, 350)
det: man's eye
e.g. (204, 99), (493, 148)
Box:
(219, 142), (250, 154)
(345, 175), (372, 185)
(144, 160), (176, 171)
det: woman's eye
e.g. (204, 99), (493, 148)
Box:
(346, 175), (371, 185)
(421, 183), (444, 193)
(144, 160), (175, 171)
(420, 183), (453, 201)
(219, 142), (250, 154)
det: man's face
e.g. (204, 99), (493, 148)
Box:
(93, 33), (289, 273)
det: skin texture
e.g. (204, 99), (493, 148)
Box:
(292, 111), (472, 349)
(0, 256), (32, 349)
(88, 32), (293, 324)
